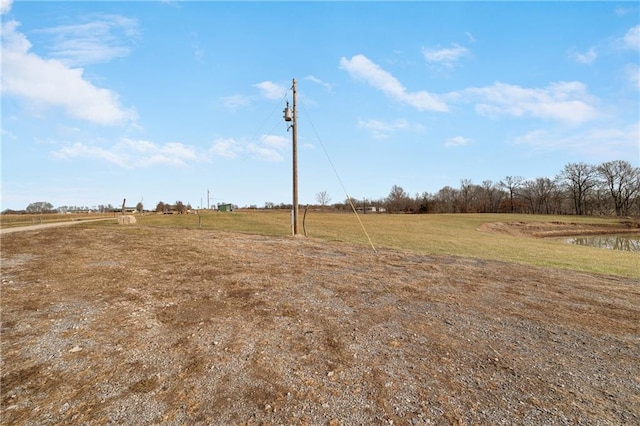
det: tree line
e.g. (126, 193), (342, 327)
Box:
(155, 201), (193, 214)
(5, 160), (637, 217)
(2, 202), (145, 215)
(2, 202), (123, 215)
(328, 160), (639, 217)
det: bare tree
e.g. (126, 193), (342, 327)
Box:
(521, 178), (558, 214)
(499, 176), (524, 213)
(385, 185), (411, 213)
(597, 160), (640, 216)
(136, 202), (144, 213)
(558, 163), (598, 215)
(417, 191), (432, 213)
(316, 190), (331, 206)
(433, 186), (459, 213)
(479, 180), (503, 213)
(175, 201), (187, 214)
(26, 201), (54, 213)
(457, 179), (474, 213)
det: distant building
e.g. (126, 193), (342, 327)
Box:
(217, 203), (234, 212)
(356, 206), (382, 213)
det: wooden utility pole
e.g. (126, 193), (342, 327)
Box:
(284, 79), (299, 235)
(292, 78), (299, 235)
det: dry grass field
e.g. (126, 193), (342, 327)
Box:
(1, 214), (639, 424)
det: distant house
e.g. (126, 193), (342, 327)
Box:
(356, 206), (382, 213)
(217, 203), (234, 212)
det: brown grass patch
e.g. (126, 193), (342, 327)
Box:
(1, 225), (639, 424)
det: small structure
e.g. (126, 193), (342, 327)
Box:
(357, 206), (381, 213)
(217, 203), (234, 212)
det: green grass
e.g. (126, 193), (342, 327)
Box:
(137, 210), (293, 235)
(131, 211), (639, 279)
(5, 210), (633, 278)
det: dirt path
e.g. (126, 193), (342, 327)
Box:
(1, 225), (639, 425)
(0, 218), (115, 235)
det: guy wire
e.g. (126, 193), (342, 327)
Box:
(299, 101), (377, 254)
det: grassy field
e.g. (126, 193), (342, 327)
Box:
(0, 212), (115, 228)
(126, 211), (639, 278)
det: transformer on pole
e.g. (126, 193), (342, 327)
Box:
(283, 78), (299, 235)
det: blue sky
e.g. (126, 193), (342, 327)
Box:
(1, 0), (639, 210)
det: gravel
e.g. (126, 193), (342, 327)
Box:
(1, 226), (639, 425)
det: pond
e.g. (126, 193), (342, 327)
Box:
(567, 235), (640, 252)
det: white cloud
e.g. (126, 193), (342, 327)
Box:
(626, 63), (640, 90)
(253, 81), (287, 100)
(246, 143), (283, 162)
(339, 54), (448, 112)
(305, 75), (333, 91)
(193, 44), (204, 62)
(55, 124), (81, 137)
(52, 138), (199, 168)
(35, 14), (139, 66)
(52, 142), (128, 167)
(210, 138), (242, 158)
(358, 118), (416, 139)
(445, 136), (472, 147)
(261, 134), (288, 149)
(340, 54), (599, 125)
(1, 0), (12, 15)
(513, 122), (639, 159)
(187, 31), (204, 63)
(221, 94), (251, 110)
(456, 81), (598, 124)
(622, 25), (640, 50)
(1, 20), (136, 126)
(249, 134), (288, 161)
(570, 47), (597, 64)
(209, 135), (287, 162)
(120, 138), (156, 153)
(422, 43), (469, 67)
(1, 127), (17, 140)
(157, 142), (197, 161)
(615, 6), (634, 16)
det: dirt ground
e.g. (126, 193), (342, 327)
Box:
(1, 223), (639, 425)
(479, 219), (640, 238)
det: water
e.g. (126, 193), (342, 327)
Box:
(567, 235), (640, 252)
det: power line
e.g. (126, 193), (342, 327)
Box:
(299, 100), (377, 253)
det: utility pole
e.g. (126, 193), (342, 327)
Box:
(292, 78), (299, 236)
(284, 78), (299, 235)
